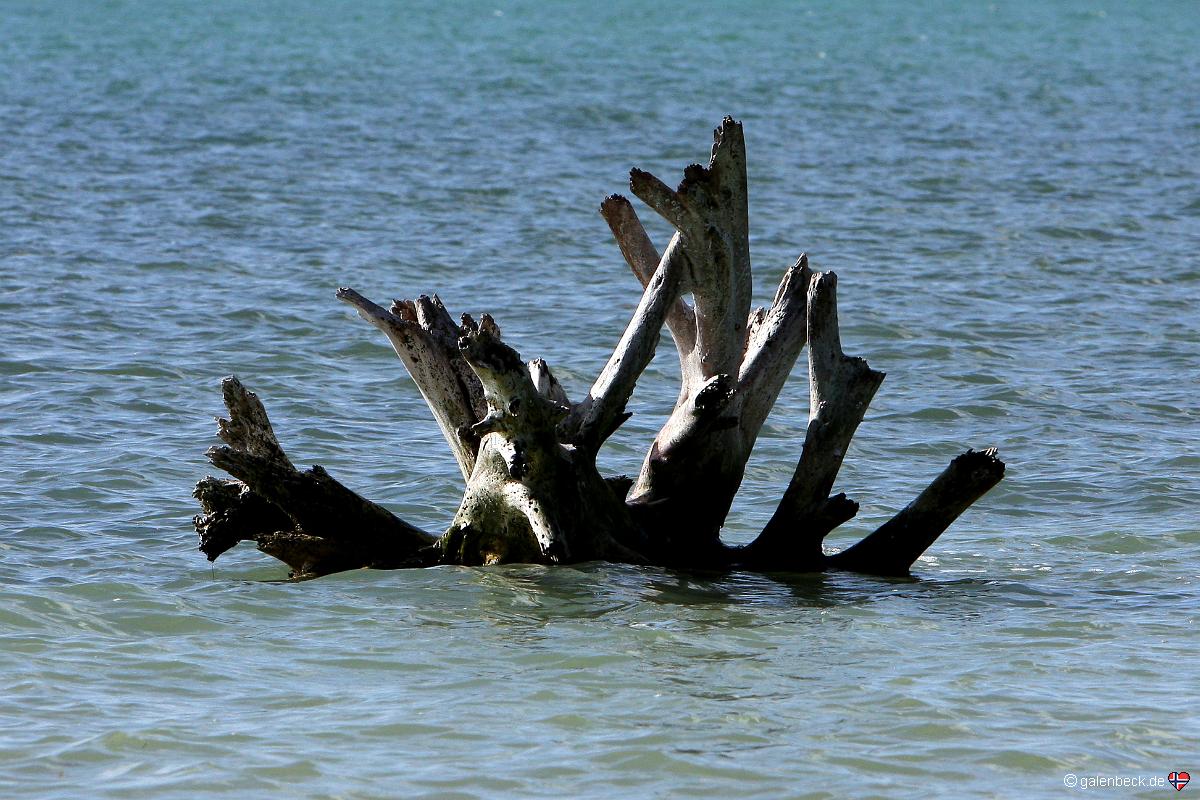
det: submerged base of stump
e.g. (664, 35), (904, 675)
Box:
(194, 117), (1005, 580)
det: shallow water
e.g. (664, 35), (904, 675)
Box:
(2, 1), (1198, 797)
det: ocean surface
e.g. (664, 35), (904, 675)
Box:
(2, 1), (1198, 797)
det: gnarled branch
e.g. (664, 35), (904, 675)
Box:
(736, 254), (813, 445)
(197, 376), (435, 578)
(599, 194), (696, 360)
(745, 271), (886, 567)
(336, 288), (484, 480)
(827, 448), (1006, 575)
(563, 233), (689, 452)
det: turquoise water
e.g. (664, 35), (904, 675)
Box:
(2, 1), (1198, 797)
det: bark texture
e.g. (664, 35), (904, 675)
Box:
(193, 117), (1005, 579)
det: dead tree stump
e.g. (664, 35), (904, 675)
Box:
(193, 117), (1004, 579)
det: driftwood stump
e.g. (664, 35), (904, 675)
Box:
(194, 117), (1004, 579)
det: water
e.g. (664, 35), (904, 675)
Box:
(2, 0), (1197, 796)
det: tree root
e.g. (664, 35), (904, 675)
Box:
(194, 118), (1005, 580)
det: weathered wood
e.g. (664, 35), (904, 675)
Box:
(736, 254), (812, 440)
(614, 122), (746, 548)
(441, 319), (644, 565)
(563, 232), (689, 452)
(628, 119), (751, 382)
(336, 288), (484, 481)
(826, 448), (1006, 575)
(194, 117), (1005, 581)
(197, 376), (436, 578)
(622, 120), (811, 557)
(744, 270), (886, 568)
(193, 476), (292, 561)
(599, 195), (696, 360)
(528, 358), (570, 407)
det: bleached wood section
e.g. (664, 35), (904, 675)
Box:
(336, 288), (483, 481)
(562, 232), (689, 452)
(599, 194), (696, 360)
